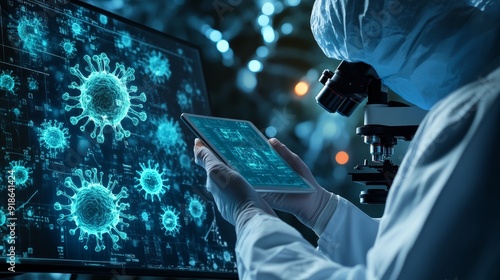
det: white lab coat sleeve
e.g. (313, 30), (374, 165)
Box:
(235, 211), (369, 280)
(316, 196), (380, 266)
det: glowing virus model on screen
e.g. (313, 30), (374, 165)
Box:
(177, 80), (199, 111)
(134, 160), (170, 202)
(160, 206), (181, 236)
(69, 19), (85, 38)
(27, 76), (39, 91)
(0, 71), (19, 95)
(54, 168), (136, 252)
(150, 117), (186, 154)
(118, 31), (132, 49)
(140, 211), (149, 222)
(12, 108), (22, 119)
(60, 39), (77, 58)
(38, 120), (70, 155)
(223, 250), (232, 263)
(7, 7), (47, 58)
(9, 160), (32, 189)
(143, 50), (172, 84)
(63, 52), (148, 143)
(185, 193), (206, 226)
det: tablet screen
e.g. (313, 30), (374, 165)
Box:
(181, 114), (316, 193)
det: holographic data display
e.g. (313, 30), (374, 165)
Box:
(0, 0), (237, 277)
(182, 114), (314, 192)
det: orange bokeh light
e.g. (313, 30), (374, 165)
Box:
(294, 81), (309, 96)
(335, 151), (349, 165)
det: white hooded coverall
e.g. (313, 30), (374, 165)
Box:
(235, 0), (500, 279)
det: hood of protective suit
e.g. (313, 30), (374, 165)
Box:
(311, 0), (500, 110)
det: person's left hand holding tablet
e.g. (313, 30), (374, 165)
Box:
(193, 138), (277, 230)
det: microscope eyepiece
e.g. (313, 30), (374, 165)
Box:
(315, 61), (378, 117)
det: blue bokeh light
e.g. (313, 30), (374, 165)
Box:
(216, 39), (229, 53)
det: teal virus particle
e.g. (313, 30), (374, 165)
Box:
(185, 194), (206, 226)
(27, 76), (39, 91)
(99, 15), (108, 25)
(0, 70), (20, 95)
(140, 211), (149, 222)
(150, 117), (186, 154)
(8, 8), (47, 57)
(60, 39), (77, 58)
(119, 31), (132, 48)
(54, 168), (136, 252)
(144, 51), (172, 84)
(70, 20), (84, 37)
(160, 206), (181, 236)
(223, 251), (232, 263)
(37, 120), (70, 155)
(134, 160), (170, 202)
(13, 108), (22, 119)
(63, 52), (148, 143)
(9, 160), (32, 189)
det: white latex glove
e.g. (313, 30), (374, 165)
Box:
(193, 139), (277, 228)
(263, 138), (338, 236)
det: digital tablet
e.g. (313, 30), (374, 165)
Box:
(181, 113), (316, 193)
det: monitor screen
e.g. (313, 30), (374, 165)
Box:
(0, 0), (237, 277)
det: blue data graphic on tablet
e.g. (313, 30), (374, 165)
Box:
(181, 114), (315, 193)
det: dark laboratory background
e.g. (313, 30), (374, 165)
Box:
(5, 0), (413, 279)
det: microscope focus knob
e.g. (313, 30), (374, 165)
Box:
(319, 69), (334, 84)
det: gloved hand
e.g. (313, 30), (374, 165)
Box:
(263, 138), (338, 236)
(193, 139), (277, 228)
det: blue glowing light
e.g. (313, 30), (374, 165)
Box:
(216, 40), (229, 53)
(62, 53), (148, 143)
(265, 126), (277, 138)
(285, 0), (301, 6)
(256, 46), (269, 58)
(281, 23), (293, 35)
(248, 60), (263, 73)
(134, 160), (170, 202)
(209, 30), (222, 42)
(236, 69), (257, 93)
(261, 2), (275, 15)
(257, 15), (270, 27)
(261, 26), (276, 43)
(54, 168), (136, 252)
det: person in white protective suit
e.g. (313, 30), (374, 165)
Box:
(194, 0), (500, 279)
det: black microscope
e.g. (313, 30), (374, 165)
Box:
(315, 61), (427, 204)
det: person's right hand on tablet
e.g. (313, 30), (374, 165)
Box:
(264, 138), (339, 236)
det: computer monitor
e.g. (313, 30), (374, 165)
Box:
(0, 0), (237, 278)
